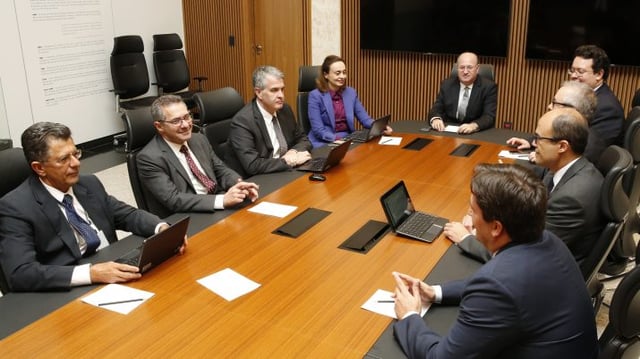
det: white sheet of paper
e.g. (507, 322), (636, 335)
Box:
(197, 268), (261, 301)
(378, 136), (402, 146)
(361, 289), (430, 319)
(81, 283), (154, 314)
(248, 201), (297, 218)
(444, 125), (460, 133)
(498, 150), (531, 160)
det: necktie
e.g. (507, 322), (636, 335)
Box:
(272, 116), (288, 157)
(543, 173), (555, 195)
(180, 145), (216, 194)
(457, 86), (470, 121)
(61, 194), (100, 255)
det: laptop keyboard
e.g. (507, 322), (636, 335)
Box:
(398, 212), (437, 238)
(305, 157), (326, 172)
(115, 248), (141, 266)
(343, 130), (368, 143)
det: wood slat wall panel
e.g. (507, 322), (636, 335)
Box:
(182, 0), (253, 100)
(342, 0), (640, 133)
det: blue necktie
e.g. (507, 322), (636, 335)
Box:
(61, 194), (100, 255)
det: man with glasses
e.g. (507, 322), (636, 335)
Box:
(506, 81), (606, 164)
(427, 52), (497, 134)
(0, 122), (174, 291)
(569, 45), (624, 147)
(137, 95), (259, 218)
(445, 108), (604, 264)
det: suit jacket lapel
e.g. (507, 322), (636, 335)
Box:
(341, 90), (356, 131)
(554, 157), (587, 190)
(154, 135), (193, 189)
(252, 100), (275, 153)
(29, 176), (82, 259)
(321, 92), (336, 130)
(187, 137), (217, 182)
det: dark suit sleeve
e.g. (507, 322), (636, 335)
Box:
(545, 194), (587, 250)
(191, 134), (241, 190)
(0, 197), (74, 291)
(471, 80), (497, 130)
(427, 80), (450, 122)
(393, 274), (519, 358)
(137, 145), (218, 213)
(455, 235), (491, 263)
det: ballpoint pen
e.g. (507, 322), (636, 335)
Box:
(98, 298), (144, 306)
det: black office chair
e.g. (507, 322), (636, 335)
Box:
(192, 87), (246, 176)
(152, 33), (207, 101)
(580, 146), (633, 311)
(0, 147), (32, 198)
(598, 265), (640, 359)
(110, 35), (157, 112)
(632, 89), (640, 108)
(450, 63), (495, 82)
(297, 65), (320, 134)
(0, 147), (33, 294)
(122, 108), (157, 211)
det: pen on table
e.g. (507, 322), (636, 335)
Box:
(377, 300), (395, 303)
(98, 298), (144, 306)
(380, 139), (392, 144)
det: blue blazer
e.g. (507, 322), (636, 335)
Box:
(394, 231), (598, 359)
(307, 86), (374, 148)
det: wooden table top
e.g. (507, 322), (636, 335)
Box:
(0, 134), (507, 357)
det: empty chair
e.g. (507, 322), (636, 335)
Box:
(152, 33), (207, 99)
(450, 63), (495, 82)
(598, 265), (640, 359)
(110, 35), (156, 112)
(122, 108), (157, 211)
(192, 87), (245, 176)
(580, 145), (632, 311)
(297, 65), (320, 134)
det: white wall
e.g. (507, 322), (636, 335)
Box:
(311, 0), (341, 65)
(0, 0), (183, 146)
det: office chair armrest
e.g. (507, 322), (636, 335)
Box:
(193, 76), (208, 92)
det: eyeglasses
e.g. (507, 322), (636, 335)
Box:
(551, 100), (575, 109)
(532, 134), (562, 144)
(47, 149), (82, 166)
(567, 68), (593, 76)
(160, 112), (193, 126)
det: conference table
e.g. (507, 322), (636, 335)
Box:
(0, 123), (528, 357)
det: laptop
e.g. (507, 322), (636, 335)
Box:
(343, 114), (391, 143)
(115, 216), (190, 273)
(380, 181), (448, 243)
(297, 139), (352, 173)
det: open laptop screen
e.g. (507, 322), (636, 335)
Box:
(380, 181), (415, 230)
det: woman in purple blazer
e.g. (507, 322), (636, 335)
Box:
(307, 55), (392, 148)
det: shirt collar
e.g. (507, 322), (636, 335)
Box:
(40, 178), (75, 203)
(552, 157), (581, 189)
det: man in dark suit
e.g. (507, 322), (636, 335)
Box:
(446, 108), (605, 264)
(137, 95), (259, 219)
(229, 65), (312, 176)
(392, 163), (598, 359)
(427, 52), (497, 134)
(0, 122), (178, 292)
(570, 45), (624, 146)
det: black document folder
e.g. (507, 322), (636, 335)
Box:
(273, 208), (331, 238)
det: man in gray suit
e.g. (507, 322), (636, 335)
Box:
(137, 95), (259, 218)
(229, 65), (312, 176)
(446, 108), (605, 264)
(0, 122), (175, 292)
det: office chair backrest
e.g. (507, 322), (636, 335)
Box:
(297, 65), (320, 134)
(598, 265), (640, 359)
(619, 106), (640, 258)
(152, 33), (190, 94)
(632, 89), (640, 108)
(450, 63), (495, 82)
(110, 35), (151, 100)
(192, 87), (246, 176)
(0, 147), (32, 198)
(122, 108), (157, 211)
(580, 146), (632, 284)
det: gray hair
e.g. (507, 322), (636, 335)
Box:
(558, 81), (597, 123)
(21, 122), (72, 163)
(252, 65), (284, 90)
(150, 94), (184, 122)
